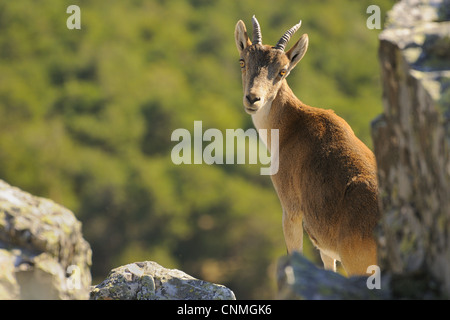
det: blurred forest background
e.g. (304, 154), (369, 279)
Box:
(0, 0), (395, 299)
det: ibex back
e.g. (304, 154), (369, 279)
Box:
(234, 16), (380, 275)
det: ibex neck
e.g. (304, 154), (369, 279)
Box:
(251, 80), (305, 147)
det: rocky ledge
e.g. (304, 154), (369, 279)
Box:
(90, 261), (236, 300)
(371, 0), (450, 297)
(0, 179), (92, 299)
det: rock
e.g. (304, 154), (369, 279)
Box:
(277, 252), (388, 300)
(90, 261), (236, 300)
(0, 179), (92, 299)
(371, 0), (450, 298)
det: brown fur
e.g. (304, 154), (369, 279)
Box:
(235, 19), (379, 275)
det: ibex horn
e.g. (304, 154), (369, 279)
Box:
(252, 15), (262, 45)
(274, 20), (302, 51)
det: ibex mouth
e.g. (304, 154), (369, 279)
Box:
(245, 106), (259, 114)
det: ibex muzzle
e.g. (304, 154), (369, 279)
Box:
(234, 16), (380, 276)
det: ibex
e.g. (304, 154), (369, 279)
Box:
(234, 16), (380, 275)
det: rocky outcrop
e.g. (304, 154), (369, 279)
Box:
(277, 252), (387, 300)
(90, 261), (236, 300)
(0, 179), (92, 299)
(372, 0), (450, 298)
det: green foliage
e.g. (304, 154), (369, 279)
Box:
(0, 0), (394, 298)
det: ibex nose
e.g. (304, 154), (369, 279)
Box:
(246, 94), (261, 105)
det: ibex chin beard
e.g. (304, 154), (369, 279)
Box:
(244, 103), (261, 115)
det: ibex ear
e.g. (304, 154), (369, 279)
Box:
(286, 34), (309, 71)
(235, 20), (251, 54)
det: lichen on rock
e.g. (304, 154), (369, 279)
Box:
(372, 0), (450, 298)
(0, 179), (92, 299)
(90, 261), (236, 300)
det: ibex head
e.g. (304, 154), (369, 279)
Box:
(235, 16), (309, 114)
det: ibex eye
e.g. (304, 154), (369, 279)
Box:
(239, 59), (245, 68)
(279, 69), (287, 77)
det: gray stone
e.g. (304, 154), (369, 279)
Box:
(90, 261), (236, 300)
(277, 252), (388, 300)
(372, 0), (450, 298)
(0, 179), (92, 299)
